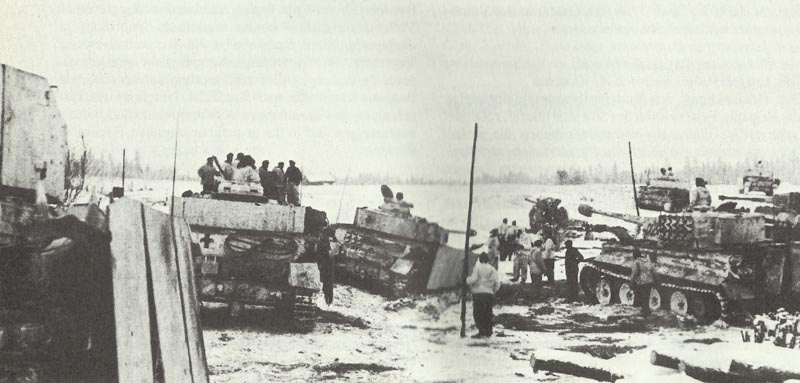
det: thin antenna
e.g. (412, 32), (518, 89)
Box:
(122, 148), (126, 191)
(628, 142), (640, 216)
(170, 119), (179, 217)
(335, 168), (350, 223)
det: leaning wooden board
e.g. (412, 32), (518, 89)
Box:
(109, 199), (154, 383)
(109, 198), (208, 383)
(426, 245), (478, 291)
(143, 207), (193, 383)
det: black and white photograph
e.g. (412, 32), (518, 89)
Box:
(1, 1), (800, 382)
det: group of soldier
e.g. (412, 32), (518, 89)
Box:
(483, 218), (585, 299)
(197, 152), (304, 206)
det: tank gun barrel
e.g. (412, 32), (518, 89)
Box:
(578, 204), (652, 226)
(719, 195), (773, 203)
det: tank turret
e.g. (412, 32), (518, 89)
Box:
(578, 203), (766, 248)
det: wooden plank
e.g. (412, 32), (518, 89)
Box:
(108, 198), (154, 383)
(173, 218), (209, 383)
(142, 207), (192, 383)
(176, 197), (304, 233)
(427, 245), (478, 290)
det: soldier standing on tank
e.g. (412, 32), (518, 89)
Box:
(285, 160), (303, 206)
(197, 157), (219, 194)
(690, 177), (712, 209)
(259, 160), (271, 197)
(629, 249), (657, 316)
(221, 153), (235, 181)
(563, 240), (584, 301)
(273, 162), (286, 204)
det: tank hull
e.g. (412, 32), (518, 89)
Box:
(332, 208), (477, 296)
(740, 175), (779, 196)
(637, 185), (690, 212)
(578, 242), (791, 323)
(174, 196), (330, 331)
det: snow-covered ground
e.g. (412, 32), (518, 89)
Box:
(103, 180), (783, 382)
(201, 259), (741, 382)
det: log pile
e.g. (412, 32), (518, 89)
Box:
(529, 349), (625, 382)
(651, 343), (800, 383)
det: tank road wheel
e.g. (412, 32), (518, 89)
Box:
(579, 267), (598, 304)
(690, 294), (721, 324)
(595, 277), (615, 305)
(618, 282), (635, 306)
(648, 288), (663, 312)
(669, 291), (689, 316)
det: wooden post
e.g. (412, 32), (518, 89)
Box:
(460, 123), (478, 338)
(122, 148), (126, 191)
(628, 141), (640, 217)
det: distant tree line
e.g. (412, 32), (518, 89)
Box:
(66, 149), (193, 181)
(339, 155), (800, 186)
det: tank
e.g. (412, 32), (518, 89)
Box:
(718, 192), (800, 241)
(740, 175), (780, 196)
(637, 178), (690, 212)
(576, 203), (798, 323)
(331, 207), (477, 297)
(173, 183), (333, 332)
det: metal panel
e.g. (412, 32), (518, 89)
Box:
(176, 197), (305, 233)
(1, 65), (67, 199)
(426, 245), (478, 290)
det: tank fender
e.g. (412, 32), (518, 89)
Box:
(721, 282), (755, 301)
(289, 263), (322, 290)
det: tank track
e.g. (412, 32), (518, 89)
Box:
(289, 288), (317, 333)
(581, 263), (729, 322)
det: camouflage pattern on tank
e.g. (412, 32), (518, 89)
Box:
(578, 203), (797, 323)
(332, 207), (477, 297)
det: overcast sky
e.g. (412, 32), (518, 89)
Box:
(3, 1), (800, 180)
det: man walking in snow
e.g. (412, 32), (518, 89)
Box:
(467, 253), (501, 338)
(563, 240), (584, 301)
(528, 239), (546, 286)
(629, 249), (657, 316)
(543, 236), (556, 283)
(510, 229), (531, 283)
